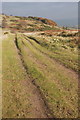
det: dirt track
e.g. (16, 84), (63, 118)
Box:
(2, 32), (78, 118)
(15, 34), (53, 118)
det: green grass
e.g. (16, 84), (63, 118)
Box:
(16, 33), (78, 118)
(2, 33), (35, 118)
(26, 35), (78, 72)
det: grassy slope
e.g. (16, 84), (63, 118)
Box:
(2, 33), (30, 118)
(16, 33), (78, 118)
(2, 14), (78, 118)
(2, 33), (53, 118)
(25, 34), (78, 72)
(2, 15), (58, 32)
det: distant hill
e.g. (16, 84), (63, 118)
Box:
(28, 16), (57, 26)
(1, 14), (58, 33)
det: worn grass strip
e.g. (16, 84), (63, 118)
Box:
(15, 34), (54, 118)
(2, 33), (33, 118)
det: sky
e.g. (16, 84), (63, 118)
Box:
(2, 0), (79, 2)
(1, 2), (78, 27)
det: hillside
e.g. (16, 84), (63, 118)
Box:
(1, 14), (79, 118)
(1, 14), (59, 33)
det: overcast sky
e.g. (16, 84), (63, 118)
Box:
(2, 0), (79, 2)
(2, 2), (78, 27)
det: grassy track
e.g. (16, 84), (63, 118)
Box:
(2, 14), (79, 118)
(2, 33), (30, 118)
(24, 34), (78, 72)
(2, 33), (52, 118)
(16, 33), (78, 118)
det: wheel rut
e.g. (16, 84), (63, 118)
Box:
(23, 34), (78, 81)
(14, 34), (54, 118)
(24, 33), (78, 74)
